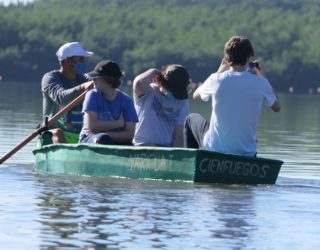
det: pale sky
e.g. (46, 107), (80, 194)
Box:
(0, 0), (34, 5)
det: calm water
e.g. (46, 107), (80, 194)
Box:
(0, 81), (320, 249)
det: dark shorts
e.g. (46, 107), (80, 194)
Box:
(184, 113), (209, 148)
(184, 113), (257, 157)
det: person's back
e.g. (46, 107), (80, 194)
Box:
(202, 70), (276, 155)
(185, 36), (280, 156)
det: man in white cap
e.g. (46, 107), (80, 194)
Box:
(41, 42), (94, 143)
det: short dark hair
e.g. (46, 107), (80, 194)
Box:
(224, 36), (254, 66)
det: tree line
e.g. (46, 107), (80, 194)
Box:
(1, 0), (320, 93)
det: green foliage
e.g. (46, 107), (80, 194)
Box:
(0, 0), (320, 92)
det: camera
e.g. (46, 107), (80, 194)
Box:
(249, 62), (260, 69)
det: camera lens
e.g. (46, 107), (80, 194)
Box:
(249, 62), (255, 68)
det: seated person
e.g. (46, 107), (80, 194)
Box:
(184, 36), (280, 156)
(79, 60), (138, 145)
(132, 64), (190, 147)
(42, 42), (94, 143)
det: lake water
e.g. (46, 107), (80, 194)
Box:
(0, 81), (320, 249)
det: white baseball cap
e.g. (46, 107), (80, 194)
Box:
(56, 42), (93, 61)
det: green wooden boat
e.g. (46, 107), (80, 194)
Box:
(33, 143), (283, 184)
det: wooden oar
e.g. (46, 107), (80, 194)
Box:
(0, 91), (87, 165)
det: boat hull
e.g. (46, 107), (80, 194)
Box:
(33, 144), (283, 184)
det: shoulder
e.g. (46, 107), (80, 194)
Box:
(88, 88), (99, 95)
(146, 83), (158, 95)
(198, 73), (219, 89)
(247, 73), (270, 86)
(85, 89), (100, 99)
(117, 90), (131, 98)
(83, 89), (100, 107)
(117, 90), (134, 103)
(209, 72), (219, 80)
(41, 71), (64, 90)
(42, 70), (61, 82)
(203, 73), (220, 84)
(135, 84), (156, 103)
(148, 83), (160, 96)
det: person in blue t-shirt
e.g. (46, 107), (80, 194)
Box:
(79, 60), (138, 145)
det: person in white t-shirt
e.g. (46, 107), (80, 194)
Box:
(184, 36), (280, 156)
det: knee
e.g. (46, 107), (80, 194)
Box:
(184, 113), (199, 128)
(96, 134), (116, 145)
(51, 128), (67, 143)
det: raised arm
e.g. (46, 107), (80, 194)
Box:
(193, 87), (202, 100)
(133, 68), (160, 99)
(250, 60), (281, 112)
(217, 57), (230, 73)
(270, 92), (281, 112)
(42, 75), (94, 106)
(193, 58), (230, 101)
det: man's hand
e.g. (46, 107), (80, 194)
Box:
(217, 57), (230, 73)
(249, 60), (265, 77)
(81, 81), (94, 91)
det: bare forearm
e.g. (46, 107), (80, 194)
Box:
(134, 68), (159, 85)
(193, 88), (202, 100)
(107, 123), (135, 143)
(271, 92), (281, 112)
(87, 119), (123, 133)
(217, 57), (230, 73)
(133, 68), (160, 98)
(44, 81), (93, 106)
(46, 84), (82, 106)
(106, 129), (135, 143)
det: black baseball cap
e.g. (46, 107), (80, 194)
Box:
(88, 60), (124, 78)
(163, 64), (190, 100)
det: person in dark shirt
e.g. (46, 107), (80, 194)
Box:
(41, 42), (94, 143)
